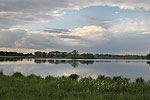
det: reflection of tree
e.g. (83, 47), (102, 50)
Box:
(68, 60), (79, 68)
(34, 59), (95, 68)
(0, 58), (23, 62)
(35, 60), (47, 64)
(147, 61), (150, 66)
(80, 60), (94, 65)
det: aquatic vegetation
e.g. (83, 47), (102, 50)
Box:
(0, 72), (150, 100)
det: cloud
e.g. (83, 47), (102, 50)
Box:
(81, 14), (118, 28)
(1, 17), (150, 54)
(0, 0), (150, 29)
(0, 25), (106, 51)
(0, 0), (150, 54)
(58, 35), (81, 39)
(0, 29), (27, 48)
(44, 28), (70, 33)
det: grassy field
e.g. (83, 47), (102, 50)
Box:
(0, 72), (150, 100)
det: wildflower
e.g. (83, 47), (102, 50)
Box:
(57, 84), (60, 88)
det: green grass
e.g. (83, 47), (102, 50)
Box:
(0, 56), (24, 58)
(0, 72), (150, 100)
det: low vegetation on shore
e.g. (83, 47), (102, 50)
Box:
(0, 72), (150, 100)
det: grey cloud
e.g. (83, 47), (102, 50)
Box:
(44, 28), (70, 33)
(0, 0), (150, 29)
(81, 14), (118, 28)
(0, 28), (150, 54)
(58, 35), (82, 39)
(86, 32), (150, 54)
(0, 30), (27, 48)
(12, 31), (74, 50)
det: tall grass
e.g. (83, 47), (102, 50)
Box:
(0, 72), (150, 100)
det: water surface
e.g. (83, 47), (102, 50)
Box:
(0, 58), (150, 81)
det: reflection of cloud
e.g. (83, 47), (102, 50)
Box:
(0, 60), (34, 65)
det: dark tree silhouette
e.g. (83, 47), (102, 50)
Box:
(147, 53), (150, 60)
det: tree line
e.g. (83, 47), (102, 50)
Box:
(0, 50), (150, 59)
(34, 50), (147, 59)
(0, 51), (33, 57)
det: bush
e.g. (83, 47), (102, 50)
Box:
(27, 74), (41, 79)
(0, 70), (3, 75)
(45, 75), (55, 80)
(113, 76), (122, 81)
(68, 74), (79, 80)
(12, 72), (24, 77)
(96, 75), (106, 80)
(136, 77), (145, 83)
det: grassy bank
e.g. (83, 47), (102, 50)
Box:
(0, 72), (150, 100)
(0, 56), (23, 58)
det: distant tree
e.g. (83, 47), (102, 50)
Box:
(80, 53), (94, 59)
(47, 52), (54, 58)
(71, 50), (79, 56)
(42, 52), (47, 57)
(0, 51), (32, 57)
(35, 51), (42, 57)
(67, 50), (79, 59)
(147, 53), (150, 60)
(86, 53), (94, 59)
(34, 51), (47, 58)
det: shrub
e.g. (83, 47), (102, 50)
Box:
(68, 74), (79, 80)
(0, 70), (3, 75)
(27, 74), (41, 79)
(12, 72), (24, 77)
(45, 75), (55, 80)
(96, 75), (106, 80)
(113, 76), (122, 81)
(136, 77), (145, 83)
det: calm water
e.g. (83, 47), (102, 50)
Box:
(0, 58), (150, 81)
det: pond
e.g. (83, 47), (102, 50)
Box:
(0, 58), (150, 81)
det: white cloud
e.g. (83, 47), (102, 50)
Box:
(0, 0), (150, 29)
(0, 19), (150, 54)
(64, 26), (106, 46)
(108, 18), (150, 36)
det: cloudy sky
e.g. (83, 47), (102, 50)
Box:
(0, 0), (150, 54)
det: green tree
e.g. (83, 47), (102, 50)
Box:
(67, 50), (79, 59)
(34, 51), (42, 57)
(34, 51), (47, 58)
(147, 53), (150, 60)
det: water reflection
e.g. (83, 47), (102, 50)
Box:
(0, 58), (150, 67)
(0, 58), (23, 62)
(147, 61), (150, 66)
(34, 59), (94, 68)
(0, 58), (150, 80)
